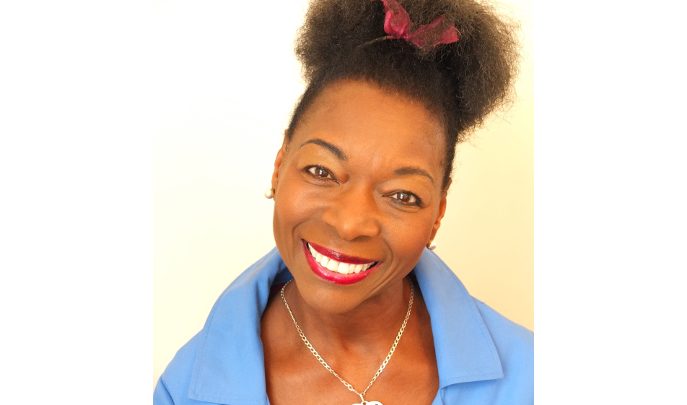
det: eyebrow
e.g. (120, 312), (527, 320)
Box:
(394, 166), (435, 184)
(299, 138), (434, 184)
(299, 138), (348, 160)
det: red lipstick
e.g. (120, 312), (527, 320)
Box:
(308, 241), (375, 264)
(302, 240), (380, 285)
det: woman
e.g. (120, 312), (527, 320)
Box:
(155, 0), (532, 404)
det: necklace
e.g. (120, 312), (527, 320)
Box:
(280, 280), (414, 405)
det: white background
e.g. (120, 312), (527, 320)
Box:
(1, 0), (686, 403)
(151, 0), (534, 385)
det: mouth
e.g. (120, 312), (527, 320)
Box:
(302, 240), (380, 285)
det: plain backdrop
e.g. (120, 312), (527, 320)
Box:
(152, 0), (533, 385)
(3, 0), (687, 403)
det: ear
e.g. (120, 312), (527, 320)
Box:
(429, 179), (451, 243)
(271, 136), (289, 194)
(429, 193), (447, 243)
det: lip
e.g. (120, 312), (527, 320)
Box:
(302, 240), (380, 285)
(308, 241), (376, 264)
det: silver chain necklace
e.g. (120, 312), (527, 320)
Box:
(280, 280), (414, 405)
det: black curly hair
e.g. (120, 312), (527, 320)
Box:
(286, 0), (518, 190)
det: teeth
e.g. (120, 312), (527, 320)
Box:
(326, 260), (338, 271)
(307, 243), (376, 275)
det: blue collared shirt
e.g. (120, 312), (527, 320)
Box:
(155, 248), (533, 404)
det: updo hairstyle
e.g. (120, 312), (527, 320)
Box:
(286, 0), (518, 190)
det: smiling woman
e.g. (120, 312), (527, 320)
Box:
(155, 0), (532, 404)
(271, 81), (446, 317)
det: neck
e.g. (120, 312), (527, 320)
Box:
(283, 278), (412, 357)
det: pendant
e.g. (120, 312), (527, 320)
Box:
(353, 401), (382, 405)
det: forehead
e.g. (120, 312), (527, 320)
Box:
(291, 79), (445, 169)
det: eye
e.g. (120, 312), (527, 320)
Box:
(389, 191), (423, 207)
(305, 165), (337, 181)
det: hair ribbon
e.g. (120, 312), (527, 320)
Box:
(378, 0), (460, 49)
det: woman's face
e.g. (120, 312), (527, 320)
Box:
(272, 79), (447, 314)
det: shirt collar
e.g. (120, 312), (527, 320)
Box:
(188, 248), (286, 405)
(413, 250), (504, 386)
(188, 248), (502, 404)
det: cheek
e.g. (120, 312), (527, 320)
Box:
(384, 214), (436, 264)
(272, 173), (318, 247)
(273, 197), (304, 269)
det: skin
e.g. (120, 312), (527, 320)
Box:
(261, 79), (448, 405)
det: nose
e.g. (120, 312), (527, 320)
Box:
(321, 185), (382, 241)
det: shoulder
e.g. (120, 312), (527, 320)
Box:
(474, 299), (533, 392)
(155, 249), (286, 405)
(475, 299), (532, 347)
(414, 250), (533, 380)
(155, 332), (205, 404)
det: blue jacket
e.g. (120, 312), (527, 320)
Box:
(155, 248), (533, 404)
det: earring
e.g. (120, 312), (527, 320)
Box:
(427, 242), (436, 251)
(264, 187), (274, 199)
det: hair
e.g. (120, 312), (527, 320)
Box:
(286, 0), (518, 190)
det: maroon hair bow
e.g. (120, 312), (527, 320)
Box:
(378, 0), (460, 49)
